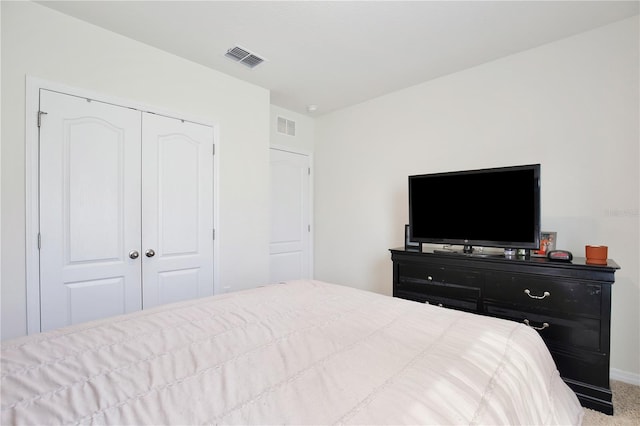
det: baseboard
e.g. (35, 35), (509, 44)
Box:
(611, 368), (640, 386)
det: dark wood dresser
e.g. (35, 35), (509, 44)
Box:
(390, 248), (619, 414)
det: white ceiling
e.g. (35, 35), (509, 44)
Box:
(39, 1), (639, 116)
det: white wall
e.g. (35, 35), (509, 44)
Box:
(1, 1), (271, 340)
(315, 17), (639, 379)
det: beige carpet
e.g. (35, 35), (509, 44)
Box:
(582, 380), (640, 425)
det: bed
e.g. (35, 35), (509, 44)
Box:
(1, 279), (583, 425)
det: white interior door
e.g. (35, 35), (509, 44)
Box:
(141, 113), (214, 308)
(39, 90), (142, 332)
(269, 148), (311, 283)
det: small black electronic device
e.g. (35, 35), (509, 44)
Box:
(404, 224), (421, 252)
(547, 250), (573, 262)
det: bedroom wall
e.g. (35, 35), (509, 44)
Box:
(1, 1), (271, 340)
(314, 16), (640, 381)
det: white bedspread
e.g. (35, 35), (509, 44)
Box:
(1, 280), (583, 425)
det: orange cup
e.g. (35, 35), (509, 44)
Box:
(585, 245), (608, 265)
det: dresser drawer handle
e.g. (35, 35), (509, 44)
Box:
(524, 319), (549, 330)
(524, 289), (550, 300)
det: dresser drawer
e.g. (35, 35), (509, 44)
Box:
(550, 347), (610, 388)
(398, 262), (482, 286)
(395, 262), (481, 312)
(484, 272), (602, 316)
(485, 304), (602, 352)
(395, 289), (479, 313)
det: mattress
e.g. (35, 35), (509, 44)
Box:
(1, 279), (583, 425)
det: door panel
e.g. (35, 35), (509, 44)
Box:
(66, 277), (126, 324)
(269, 149), (311, 283)
(39, 90), (142, 331)
(141, 113), (214, 308)
(158, 268), (201, 303)
(67, 120), (124, 262)
(158, 135), (199, 255)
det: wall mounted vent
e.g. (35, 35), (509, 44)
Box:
(277, 116), (296, 136)
(225, 46), (265, 69)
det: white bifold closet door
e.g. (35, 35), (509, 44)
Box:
(39, 90), (213, 332)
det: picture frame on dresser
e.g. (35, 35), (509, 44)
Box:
(533, 231), (557, 256)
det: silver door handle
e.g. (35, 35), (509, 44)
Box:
(145, 249), (156, 258)
(129, 250), (139, 259)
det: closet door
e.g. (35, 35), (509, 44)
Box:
(269, 148), (312, 283)
(141, 113), (214, 308)
(39, 90), (142, 331)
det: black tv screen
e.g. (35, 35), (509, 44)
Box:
(408, 164), (541, 251)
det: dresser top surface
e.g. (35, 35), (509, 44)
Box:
(389, 247), (620, 271)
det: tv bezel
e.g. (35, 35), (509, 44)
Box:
(408, 164), (541, 251)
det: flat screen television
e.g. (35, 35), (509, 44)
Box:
(408, 164), (541, 253)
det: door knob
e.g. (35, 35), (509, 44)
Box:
(129, 250), (140, 259)
(145, 249), (156, 258)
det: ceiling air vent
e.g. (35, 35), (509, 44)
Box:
(225, 46), (265, 69)
(277, 116), (296, 136)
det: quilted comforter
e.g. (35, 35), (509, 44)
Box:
(1, 280), (583, 425)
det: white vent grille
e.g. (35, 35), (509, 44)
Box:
(277, 116), (296, 136)
(225, 46), (265, 69)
